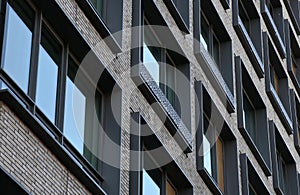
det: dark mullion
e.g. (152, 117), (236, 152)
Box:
(28, 10), (42, 112)
(160, 48), (167, 94)
(55, 44), (68, 137)
(0, 0), (7, 69)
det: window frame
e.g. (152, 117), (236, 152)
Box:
(75, 0), (123, 53)
(194, 0), (235, 113)
(282, 0), (300, 35)
(285, 20), (300, 96)
(263, 33), (293, 135)
(129, 112), (193, 195)
(240, 153), (270, 195)
(163, 0), (189, 33)
(235, 56), (272, 176)
(261, 0), (286, 58)
(233, 0), (264, 78)
(195, 81), (239, 195)
(269, 120), (300, 195)
(131, 0), (192, 153)
(291, 89), (300, 155)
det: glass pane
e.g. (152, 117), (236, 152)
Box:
(166, 181), (176, 195)
(143, 43), (160, 85)
(89, 0), (103, 17)
(201, 16), (209, 51)
(212, 34), (220, 67)
(243, 93), (256, 142)
(166, 57), (175, 107)
(249, 183), (257, 195)
(143, 169), (160, 195)
(238, 2), (250, 33)
(36, 25), (61, 122)
(64, 56), (101, 170)
(2, 2), (34, 93)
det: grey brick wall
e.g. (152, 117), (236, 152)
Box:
(0, 102), (90, 194)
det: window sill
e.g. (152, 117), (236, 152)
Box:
(194, 44), (235, 113)
(266, 85), (293, 135)
(238, 126), (272, 176)
(0, 89), (107, 195)
(163, 0), (189, 34)
(197, 169), (224, 195)
(233, 17), (264, 78)
(75, 0), (122, 54)
(262, 6), (286, 58)
(131, 64), (192, 153)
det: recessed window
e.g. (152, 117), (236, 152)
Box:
(283, 0), (300, 34)
(269, 121), (300, 195)
(233, 0), (263, 78)
(236, 57), (271, 176)
(262, 0), (286, 58)
(89, 0), (103, 16)
(1, 1), (34, 93)
(36, 24), (62, 122)
(240, 154), (270, 195)
(195, 0), (234, 112)
(264, 34), (293, 134)
(129, 113), (193, 195)
(195, 81), (239, 194)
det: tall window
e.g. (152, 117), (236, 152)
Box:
(200, 13), (220, 68)
(89, 0), (103, 16)
(238, 1), (250, 33)
(1, 1), (34, 93)
(277, 151), (287, 194)
(63, 56), (103, 170)
(143, 19), (177, 108)
(203, 114), (225, 192)
(36, 24), (62, 122)
(270, 64), (280, 94)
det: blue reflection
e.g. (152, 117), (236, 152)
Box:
(2, 4), (32, 93)
(64, 77), (86, 154)
(36, 46), (58, 122)
(143, 43), (160, 85)
(143, 170), (160, 195)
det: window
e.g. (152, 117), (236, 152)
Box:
(286, 20), (300, 95)
(36, 24), (62, 122)
(0, 0), (122, 193)
(129, 113), (193, 195)
(195, 81), (239, 195)
(264, 34), (293, 134)
(233, 0), (264, 78)
(261, 0), (286, 58)
(291, 91), (300, 154)
(269, 121), (300, 195)
(236, 57), (272, 176)
(240, 153), (270, 195)
(1, 0), (34, 93)
(130, 0), (192, 153)
(283, 0), (300, 34)
(163, 0), (189, 33)
(76, 0), (123, 49)
(194, 0), (234, 113)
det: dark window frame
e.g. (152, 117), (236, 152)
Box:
(282, 0), (300, 35)
(193, 0), (234, 113)
(195, 81), (239, 195)
(129, 112), (193, 195)
(240, 153), (270, 195)
(131, 0), (192, 153)
(235, 56), (272, 176)
(163, 0), (190, 33)
(75, 0), (123, 53)
(233, 0), (264, 78)
(261, 0), (286, 58)
(291, 89), (300, 155)
(285, 20), (300, 96)
(0, 0), (122, 193)
(269, 120), (300, 195)
(263, 32), (293, 135)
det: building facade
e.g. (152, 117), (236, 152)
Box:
(0, 0), (300, 194)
